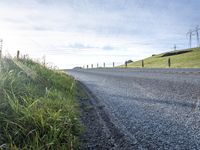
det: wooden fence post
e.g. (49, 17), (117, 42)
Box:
(142, 60), (144, 68)
(125, 61), (127, 68)
(17, 50), (20, 59)
(43, 56), (46, 67)
(168, 58), (171, 68)
(0, 39), (2, 59)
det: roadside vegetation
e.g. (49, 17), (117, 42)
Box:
(120, 47), (200, 68)
(0, 57), (81, 149)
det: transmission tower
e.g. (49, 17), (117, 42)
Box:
(186, 30), (195, 48)
(0, 39), (3, 58)
(174, 44), (177, 51)
(194, 25), (200, 47)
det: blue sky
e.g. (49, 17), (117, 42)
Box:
(0, 0), (200, 68)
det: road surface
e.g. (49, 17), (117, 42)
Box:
(67, 68), (200, 149)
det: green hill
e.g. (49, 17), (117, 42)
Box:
(120, 47), (200, 68)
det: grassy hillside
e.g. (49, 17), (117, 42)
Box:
(120, 47), (200, 68)
(0, 58), (81, 149)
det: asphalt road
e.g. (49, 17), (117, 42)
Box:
(67, 68), (200, 149)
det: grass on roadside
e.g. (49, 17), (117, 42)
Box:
(0, 57), (81, 150)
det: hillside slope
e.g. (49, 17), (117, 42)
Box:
(121, 47), (200, 68)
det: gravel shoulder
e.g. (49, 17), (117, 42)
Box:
(76, 81), (138, 150)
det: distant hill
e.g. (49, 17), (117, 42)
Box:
(119, 47), (200, 68)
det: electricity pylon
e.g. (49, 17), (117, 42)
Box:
(174, 44), (177, 51)
(186, 30), (195, 48)
(194, 25), (200, 47)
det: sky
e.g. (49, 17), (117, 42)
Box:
(0, 0), (200, 68)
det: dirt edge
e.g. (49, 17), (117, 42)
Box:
(76, 81), (138, 150)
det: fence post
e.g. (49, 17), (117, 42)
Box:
(125, 61), (127, 68)
(0, 39), (2, 59)
(113, 62), (115, 68)
(142, 60), (144, 68)
(17, 50), (20, 59)
(103, 62), (105, 68)
(43, 56), (46, 67)
(97, 63), (99, 68)
(87, 65), (88, 69)
(168, 58), (171, 68)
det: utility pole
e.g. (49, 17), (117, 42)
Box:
(0, 39), (3, 59)
(187, 30), (195, 48)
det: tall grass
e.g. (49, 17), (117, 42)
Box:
(0, 58), (81, 149)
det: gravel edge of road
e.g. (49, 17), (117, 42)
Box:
(76, 81), (138, 150)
